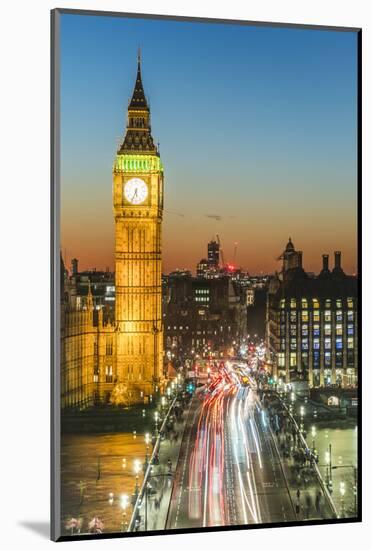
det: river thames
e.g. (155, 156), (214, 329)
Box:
(306, 421), (358, 517)
(61, 432), (147, 535)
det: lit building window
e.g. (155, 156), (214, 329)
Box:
(290, 311), (297, 323)
(106, 339), (113, 355)
(280, 299), (285, 309)
(347, 298), (354, 309)
(93, 374), (99, 383)
(302, 338), (308, 350)
(325, 299), (331, 308)
(105, 365), (113, 383)
(302, 310), (309, 322)
(336, 310), (343, 322)
(347, 337), (354, 349)
(313, 351), (320, 367)
(347, 310), (354, 322)
(336, 324), (343, 336)
(290, 339), (297, 350)
(302, 324), (308, 336)
(313, 338), (320, 349)
(324, 324), (331, 336)
(325, 351), (331, 366)
(313, 324), (320, 337)
(324, 337), (331, 350)
(336, 299), (342, 308)
(290, 298), (297, 309)
(278, 353), (285, 367)
(290, 325), (297, 336)
(290, 353), (297, 367)
(280, 338), (285, 351)
(301, 298), (308, 309)
(336, 337), (343, 350)
(347, 324), (354, 336)
(313, 311), (320, 322)
(313, 299), (319, 309)
(324, 310), (331, 322)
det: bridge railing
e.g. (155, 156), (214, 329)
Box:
(268, 390), (338, 518)
(127, 395), (178, 532)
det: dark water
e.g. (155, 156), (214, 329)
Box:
(306, 423), (358, 517)
(61, 432), (147, 535)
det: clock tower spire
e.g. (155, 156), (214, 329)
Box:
(113, 54), (164, 399)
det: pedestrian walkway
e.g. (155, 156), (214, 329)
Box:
(132, 400), (192, 532)
(264, 398), (337, 521)
(271, 426), (334, 520)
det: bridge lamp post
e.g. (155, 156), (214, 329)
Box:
(311, 425), (317, 453)
(340, 481), (346, 517)
(120, 493), (129, 531)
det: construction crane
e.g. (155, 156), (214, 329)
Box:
(216, 234), (225, 268)
(233, 242), (238, 266)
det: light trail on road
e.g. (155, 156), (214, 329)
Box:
(167, 360), (296, 530)
(187, 363), (265, 527)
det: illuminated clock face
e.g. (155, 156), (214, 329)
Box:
(124, 178), (148, 205)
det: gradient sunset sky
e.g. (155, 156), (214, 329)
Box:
(60, 13), (358, 275)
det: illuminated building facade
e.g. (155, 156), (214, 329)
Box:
(61, 261), (116, 409)
(113, 52), (164, 396)
(61, 54), (164, 408)
(267, 239), (358, 388)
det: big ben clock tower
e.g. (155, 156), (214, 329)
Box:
(113, 52), (164, 398)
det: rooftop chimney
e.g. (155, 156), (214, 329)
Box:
(322, 254), (329, 271)
(297, 251), (303, 268)
(71, 258), (79, 277)
(334, 251), (341, 270)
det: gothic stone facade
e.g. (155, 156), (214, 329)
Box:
(61, 56), (164, 409)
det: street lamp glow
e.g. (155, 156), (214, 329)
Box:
(300, 406), (305, 417)
(291, 392), (295, 402)
(145, 433), (150, 445)
(340, 481), (346, 497)
(120, 493), (129, 510)
(325, 451), (331, 465)
(134, 459), (141, 475)
(311, 426), (316, 438)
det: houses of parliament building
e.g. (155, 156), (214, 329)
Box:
(61, 55), (164, 410)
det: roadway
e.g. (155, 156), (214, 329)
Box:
(166, 363), (297, 530)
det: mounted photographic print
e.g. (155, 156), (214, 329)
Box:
(51, 8), (361, 542)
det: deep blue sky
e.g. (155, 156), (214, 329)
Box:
(60, 13), (358, 274)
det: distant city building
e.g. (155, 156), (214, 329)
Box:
(164, 273), (247, 363)
(266, 239), (358, 389)
(196, 258), (210, 278)
(207, 239), (220, 268)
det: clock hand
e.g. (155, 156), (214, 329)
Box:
(132, 188), (138, 201)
